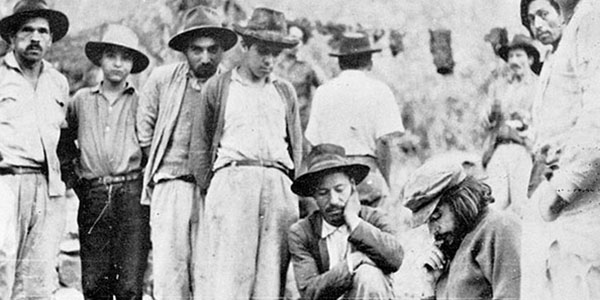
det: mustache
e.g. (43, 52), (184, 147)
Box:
(26, 44), (42, 51)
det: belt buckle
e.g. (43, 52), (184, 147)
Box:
(101, 176), (111, 186)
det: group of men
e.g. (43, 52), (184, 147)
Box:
(1, 0), (599, 299)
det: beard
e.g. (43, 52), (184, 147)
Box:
(434, 227), (468, 263)
(193, 63), (218, 79)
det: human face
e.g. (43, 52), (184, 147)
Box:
(184, 36), (223, 80)
(10, 17), (52, 65)
(100, 46), (133, 84)
(427, 202), (461, 259)
(528, 0), (564, 45)
(313, 171), (354, 227)
(242, 41), (284, 82)
(507, 48), (533, 77)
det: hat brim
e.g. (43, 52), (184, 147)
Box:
(329, 48), (382, 57)
(498, 43), (539, 63)
(169, 26), (238, 52)
(85, 42), (150, 74)
(291, 164), (370, 197)
(234, 24), (299, 49)
(410, 196), (442, 228)
(0, 9), (69, 42)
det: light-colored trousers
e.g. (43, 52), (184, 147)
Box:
(150, 179), (200, 299)
(0, 173), (66, 299)
(195, 166), (299, 300)
(485, 143), (532, 216)
(343, 264), (394, 300)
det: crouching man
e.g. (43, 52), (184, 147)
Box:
(288, 144), (404, 299)
(403, 158), (521, 299)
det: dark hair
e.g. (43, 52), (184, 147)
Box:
(521, 0), (561, 36)
(186, 32), (224, 50)
(438, 176), (493, 232)
(338, 53), (372, 70)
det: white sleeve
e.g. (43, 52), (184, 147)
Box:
(375, 85), (405, 139)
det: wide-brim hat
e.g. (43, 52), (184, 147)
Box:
(402, 157), (467, 228)
(291, 144), (370, 197)
(329, 32), (382, 57)
(498, 33), (541, 74)
(169, 5), (237, 52)
(233, 7), (299, 49)
(85, 24), (149, 74)
(0, 0), (69, 43)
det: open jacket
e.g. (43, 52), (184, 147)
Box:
(189, 69), (303, 191)
(137, 62), (190, 205)
(288, 206), (404, 300)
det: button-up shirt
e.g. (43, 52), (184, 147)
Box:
(321, 219), (351, 268)
(66, 83), (142, 179)
(213, 68), (294, 170)
(306, 70), (404, 156)
(0, 52), (68, 196)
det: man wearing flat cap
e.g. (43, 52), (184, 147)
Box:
(61, 24), (150, 299)
(0, 0), (70, 298)
(306, 32), (405, 209)
(190, 7), (303, 299)
(136, 5), (237, 298)
(288, 144), (403, 300)
(482, 34), (539, 217)
(403, 158), (521, 300)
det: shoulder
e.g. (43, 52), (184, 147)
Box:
(204, 69), (233, 91)
(148, 62), (187, 82)
(474, 209), (521, 240)
(72, 87), (93, 100)
(45, 65), (69, 91)
(290, 211), (321, 237)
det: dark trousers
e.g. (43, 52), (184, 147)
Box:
(74, 177), (150, 300)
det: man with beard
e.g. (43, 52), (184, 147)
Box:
(482, 34), (539, 217)
(0, 0), (70, 298)
(403, 158), (521, 300)
(63, 24), (150, 299)
(522, 0), (600, 298)
(288, 144), (403, 299)
(136, 5), (237, 298)
(190, 7), (303, 299)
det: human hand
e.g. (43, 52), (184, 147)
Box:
(538, 185), (569, 222)
(343, 185), (361, 231)
(419, 244), (446, 286)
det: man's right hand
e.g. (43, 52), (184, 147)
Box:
(420, 244), (446, 286)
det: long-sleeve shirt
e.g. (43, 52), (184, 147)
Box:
(0, 52), (68, 196)
(66, 84), (142, 179)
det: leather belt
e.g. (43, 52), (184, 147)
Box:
(0, 166), (44, 175)
(214, 160), (290, 176)
(83, 171), (142, 187)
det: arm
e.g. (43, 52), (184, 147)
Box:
(136, 69), (161, 149)
(375, 131), (403, 184)
(374, 86), (405, 184)
(58, 94), (81, 188)
(190, 76), (218, 191)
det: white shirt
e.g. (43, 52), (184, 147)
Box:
(306, 70), (404, 155)
(321, 219), (351, 268)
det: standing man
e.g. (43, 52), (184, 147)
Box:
(0, 0), (69, 298)
(191, 7), (303, 299)
(64, 24), (150, 299)
(305, 32), (405, 208)
(136, 5), (237, 299)
(523, 0), (600, 298)
(403, 158), (521, 300)
(288, 144), (403, 299)
(483, 34), (539, 216)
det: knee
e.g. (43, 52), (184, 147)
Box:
(352, 264), (391, 293)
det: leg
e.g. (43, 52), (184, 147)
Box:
(485, 146), (510, 210)
(75, 183), (115, 299)
(0, 176), (21, 299)
(343, 264), (394, 300)
(113, 179), (150, 300)
(150, 180), (197, 299)
(507, 145), (533, 217)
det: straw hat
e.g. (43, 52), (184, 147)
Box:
(169, 5), (237, 52)
(0, 0), (69, 42)
(85, 24), (149, 74)
(233, 7), (299, 49)
(329, 32), (381, 57)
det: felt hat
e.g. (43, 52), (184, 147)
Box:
(402, 157), (467, 228)
(169, 5), (238, 52)
(85, 24), (149, 74)
(291, 144), (370, 197)
(233, 7), (299, 49)
(0, 0), (69, 42)
(497, 34), (541, 73)
(329, 32), (381, 57)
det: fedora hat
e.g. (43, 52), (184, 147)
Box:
(169, 5), (237, 52)
(233, 7), (299, 49)
(497, 34), (541, 74)
(402, 157), (467, 228)
(0, 0), (69, 43)
(85, 24), (149, 74)
(329, 32), (382, 57)
(291, 144), (370, 197)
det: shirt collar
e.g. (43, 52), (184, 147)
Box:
(321, 218), (349, 239)
(231, 66), (275, 86)
(91, 81), (136, 95)
(3, 51), (51, 75)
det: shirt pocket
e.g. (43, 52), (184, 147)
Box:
(0, 94), (19, 124)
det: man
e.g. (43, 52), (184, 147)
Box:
(403, 158), (521, 299)
(63, 24), (150, 299)
(305, 32), (405, 208)
(482, 34), (539, 216)
(523, 0), (600, 298)
(136, 5), (237, 298)
(0, 0), (70, 298)
(190, 7), (303, 299)
(288, 144), (403, 299)
(521, 0), (564, 50)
